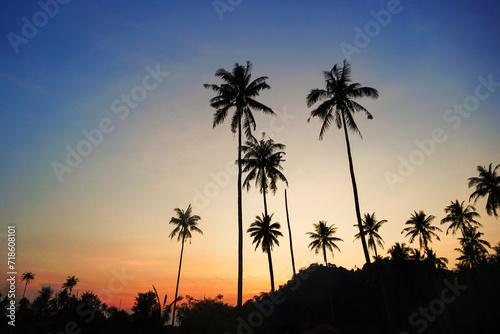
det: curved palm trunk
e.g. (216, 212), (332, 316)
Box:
(171, 237), (185, 326)
(262, 187), (268, 217)
(373, 243), (379, 259)
(323, 244), (328, 265)
(341, 112), (371, 266)
(22, 282), (28, 299)
(267, 246), (275, 292)
(237, 116), (243, 308)
(284, 189), (296, 277)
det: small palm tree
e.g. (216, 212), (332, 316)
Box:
(205, 61), (274, 307)
(169, 204), (203, 325)
(247, 213), (283, 292)
(62, 276), (79, 294)
(440, 200), (482, 235)
(21, 271), (35, 299)
(456, 226), (491, 269)
(468, 163), (500, 218)
(388, 242), (411, 261)
(306, 60), (379, 266)
(353, 213), (387, 259)
(402, 211), (442, 254)
(307, 221), (343, 265)
(425, 249), (449, 269)
(241, 134), (288, 217)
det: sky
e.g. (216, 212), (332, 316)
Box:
(1, 0), (499, 309)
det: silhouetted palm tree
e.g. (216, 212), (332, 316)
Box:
(306, 60), (378, 266)
(409, 248), (424, 261)
(241, 134), (288, 216)
(388, 242), (411, 261)
(247, 213), (283, 292)
(21, 271), (35, 299)
(353, 213), (387, 259)
(456, 226), (490, 269)
(62, 276), (79, 294)
(284, 189), (296, 277)
(205, 61), (274, 307)
(402, 211), (442, 254)
(169, 204), (202, 325)
(307, 221), (343, 265)
(441, 200), (482, 235)
(468, 163), (500, 218)
(425, 249), (448, 269)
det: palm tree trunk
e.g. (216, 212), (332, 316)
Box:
(373, 244), (378, 259)
(22, 282), (28, 299)
(267, 246), (275, 292)
(341, 112), (371, 266)
(284, 189), (296, 277)
(237, 115), (243, 308)
(262, 187), (268, 217)
(323, 244), (328, 265)
(172, 237), (185, 326)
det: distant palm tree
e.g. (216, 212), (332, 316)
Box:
(306, 60), (378, 266)
(468, 163), (500, 218)
(307, 221), (343, 265)
(402, 211), (442, 254)
(21, 271), (35, 299)
(61, 276), (79, 294)
(388, 242), (411, 261)
(425, 249), (449, 269)
(247, 213), (283, 292)
(205, 61), (274, 307)
(456, 226), (490, 269)
(353, 213), (387, 259)
(409, 248), (424, 261)
(440, 200), (482, 235)
(169, 204), (202, 325)
(241, 134), (288, 216)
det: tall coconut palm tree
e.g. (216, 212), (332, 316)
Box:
(241, 134), (288, 216)
(61, 275), (79, 294)
(388, 242), (411, 261)
(456, 226), (491, 269)
(306, 60), (378, 266)
(440, 200), (482, 235)
(204, 61), (274, 307)
(402, 211), (442, 254)
(468, 163), (500, 218)
(353, 213), (387, 259)
(21, 271), (35, 299)
(247, 213), (283, 292)
(169, 204), (202, 325)
(307, 221), (343, 265)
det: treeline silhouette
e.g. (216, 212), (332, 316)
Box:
(2, 252), (499, 333)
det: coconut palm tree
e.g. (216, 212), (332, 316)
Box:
(468, 163), (500, 218)
(284, 189), (296, 277)
(204, 61), (274, 307)
(402, 211), (442, 254)
(456, 226), (490, 269)
(61, 276), (79, 294)
(247, 213), (283, 292)
(306, 60), (378, 266)
(440, 200), (482, 235)
(425, 249), (449, 269)
(353, 212), (387, 259)
(169, 204), (202, 325)
(307, 221), (343, 265)
(387, 242), (411, 261)
(241, 134), (288, 216)
(21, 271), (35, 299)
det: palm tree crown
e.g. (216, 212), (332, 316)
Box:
(306, 59), (378, 268)
(388, 242), (411, 261)
(241, 134), (288, 215)
(205, 61), (274, 307)
(354, 212), (387, 258)
(440, 200), (482, 235)
(468, 163), (500, 218)
(169, 204), (203, 242)
(456, 226), (490, 269)
(402, 211), (442, 254)
(62, 275), (79, 294)
(307, 221), (343, 265)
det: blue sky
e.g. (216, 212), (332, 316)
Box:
(1, 0), (499, 306)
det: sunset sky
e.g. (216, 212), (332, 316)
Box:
(1, 1), (499, 309)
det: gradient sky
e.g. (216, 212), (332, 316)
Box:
(1, 0), (499, 309)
